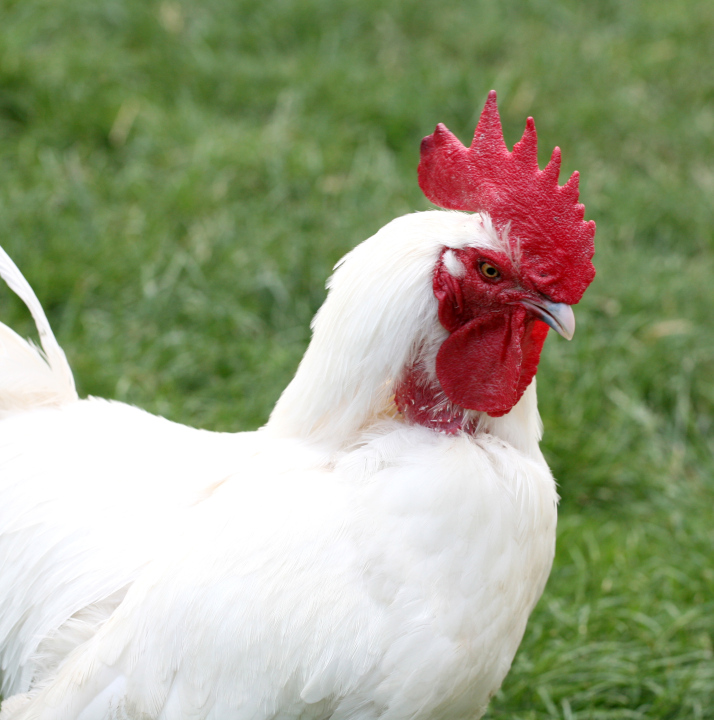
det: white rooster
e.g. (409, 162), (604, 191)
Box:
(0, 91), (595, 720)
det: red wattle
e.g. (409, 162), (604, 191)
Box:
(435, 309), (549, 417)
(516, 316), (549, 400)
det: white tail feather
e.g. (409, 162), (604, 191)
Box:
(0, 247), (77, 417)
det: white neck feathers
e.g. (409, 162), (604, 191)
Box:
(266, 211), (543, 457)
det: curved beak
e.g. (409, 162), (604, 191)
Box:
(519, 299), (576, 341)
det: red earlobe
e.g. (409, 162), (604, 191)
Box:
(433, 255), (464, 333)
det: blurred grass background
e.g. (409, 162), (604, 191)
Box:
(0, 0), (713, 716)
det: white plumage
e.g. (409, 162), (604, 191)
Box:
(0, 210), (560, 720)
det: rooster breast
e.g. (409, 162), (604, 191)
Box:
(0, 410), (556, 720)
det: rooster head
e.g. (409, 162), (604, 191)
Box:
(413, 90), (596, 418)
(269, 92), (596, 443)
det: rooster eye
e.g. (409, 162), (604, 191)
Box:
(479, 262), (501, 281)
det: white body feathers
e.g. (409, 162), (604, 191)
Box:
(0, 212), (557, 720)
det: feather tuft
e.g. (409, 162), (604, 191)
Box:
(0, 247), (77, 418)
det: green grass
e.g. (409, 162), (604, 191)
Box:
(1, 0), (713, 716)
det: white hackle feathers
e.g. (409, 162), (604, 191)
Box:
(268, 210), (516, 445)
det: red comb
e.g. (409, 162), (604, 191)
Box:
(419, 90), (595, 305)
